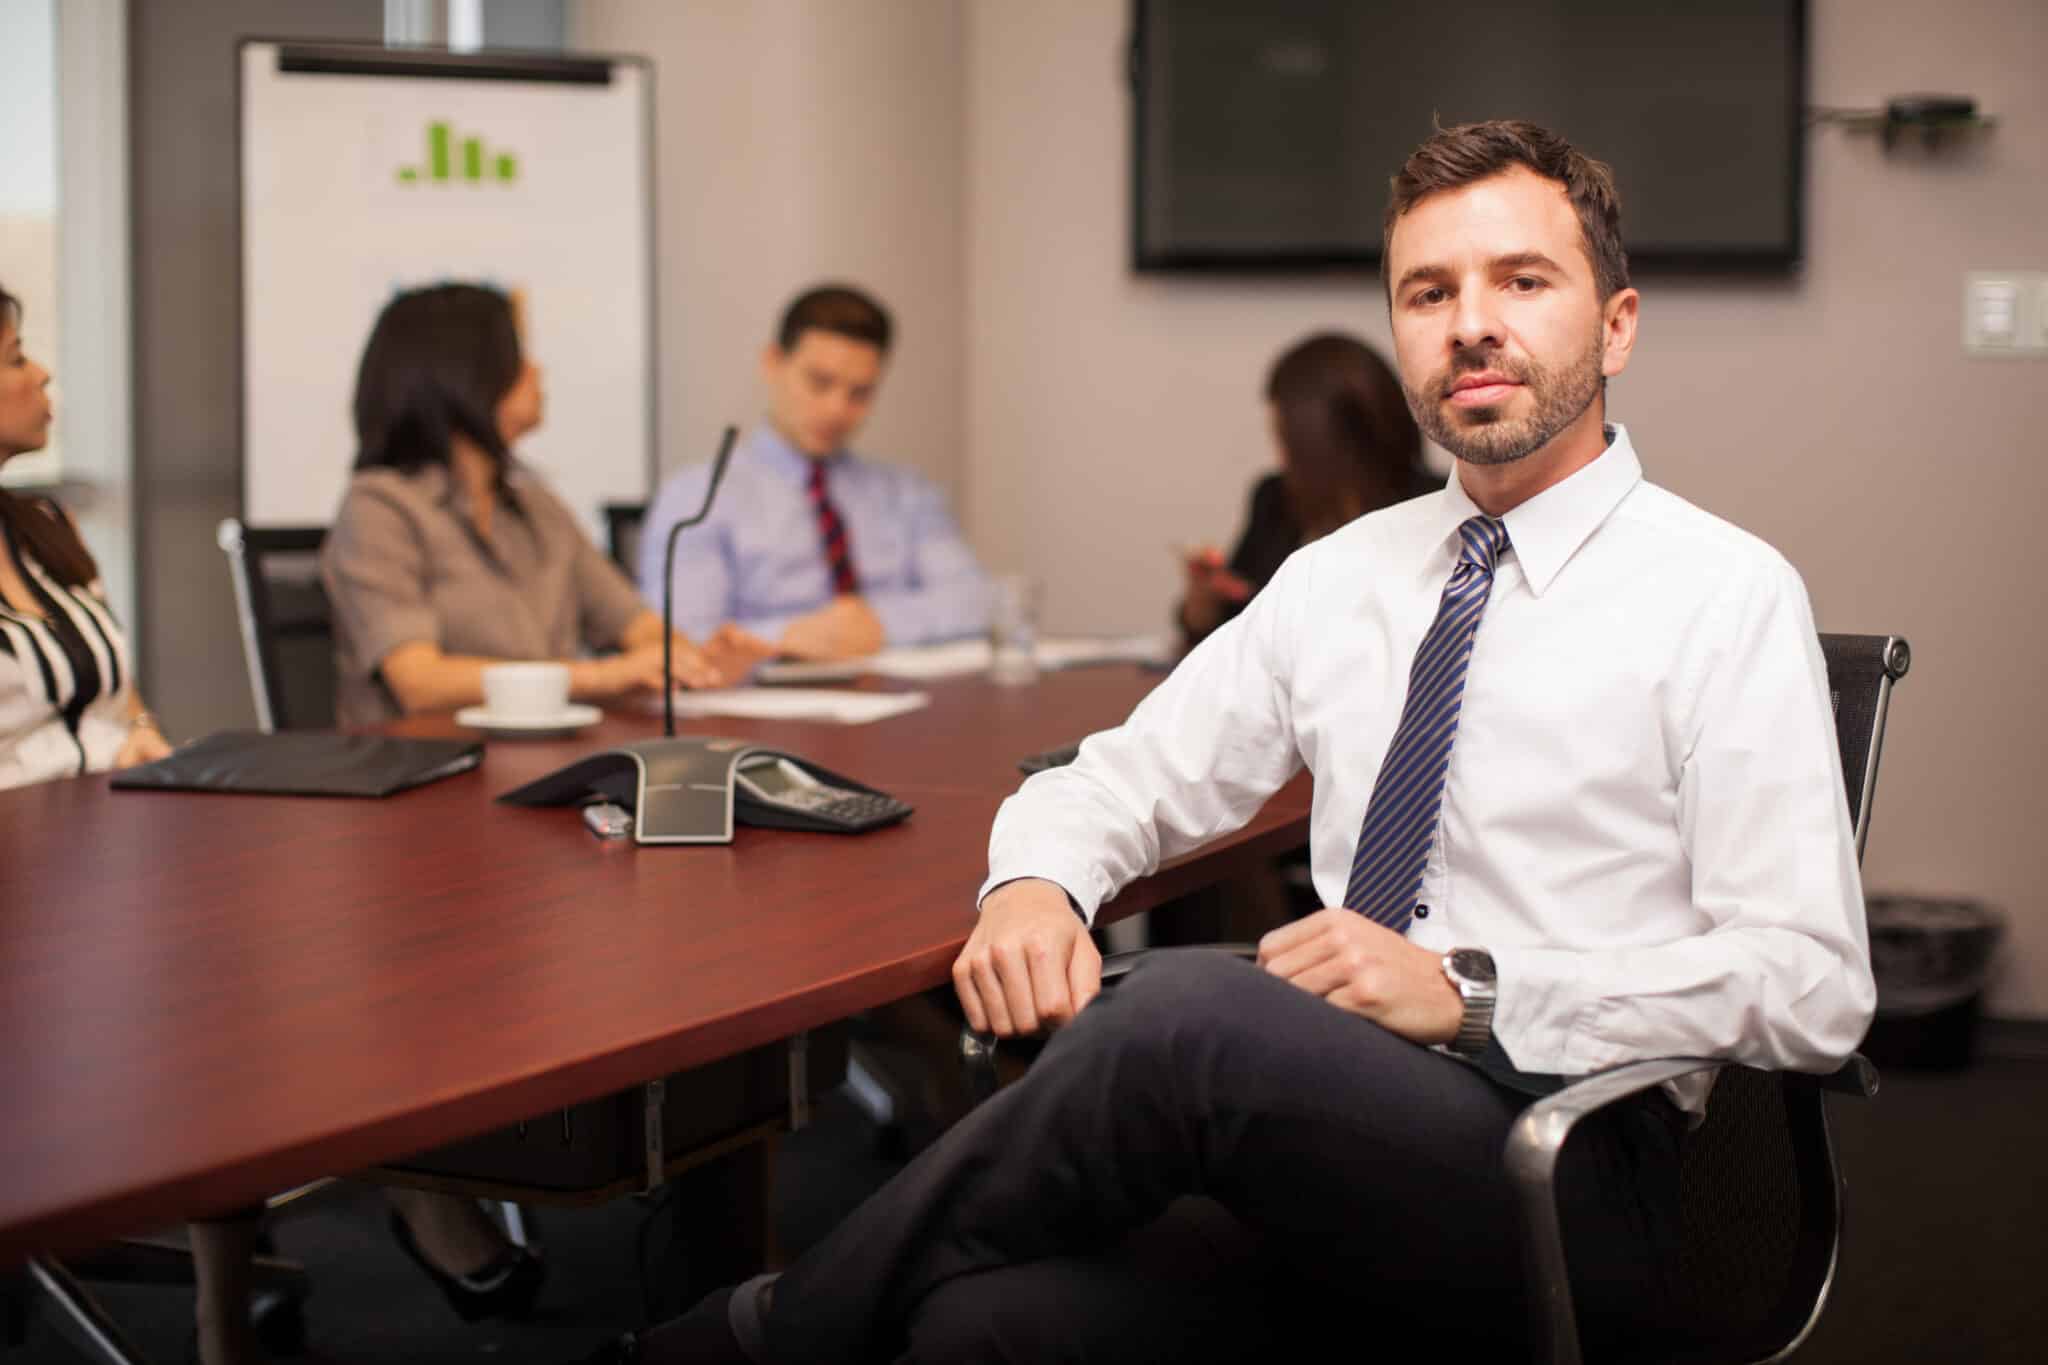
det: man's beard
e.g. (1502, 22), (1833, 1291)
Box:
(1406, 330), (1606, 467)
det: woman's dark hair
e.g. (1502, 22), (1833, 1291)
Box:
(0, 283), (99, 587)
(1265, 333), (1423, 541)
(352, 283), (524, 487)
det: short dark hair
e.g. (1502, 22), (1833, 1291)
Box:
(352, 283), (523, 481)
(1383, 119), (1630, 301)
(1265, 333), (1423, 538)
(776, 284), (892, 354)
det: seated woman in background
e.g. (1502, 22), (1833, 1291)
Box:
(322, 282), (733, 727)
(0, 282), (171, 785)
(1176, 331), (1435, 649)
(1153, 333), (1434, 948)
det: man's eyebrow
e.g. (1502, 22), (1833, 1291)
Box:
(1391, 263), (1454, 297)
(1491, 251), (1569, 276)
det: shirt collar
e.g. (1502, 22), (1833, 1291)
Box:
(749, 423), (849, 484)
(1434, 423), (1643, 597)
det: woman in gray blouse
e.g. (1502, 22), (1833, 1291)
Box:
(322, 283), (735, 727)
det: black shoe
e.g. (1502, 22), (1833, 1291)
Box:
(387, 1210), (546, 1323)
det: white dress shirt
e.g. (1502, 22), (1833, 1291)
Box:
(982, 427), (1875, 1098)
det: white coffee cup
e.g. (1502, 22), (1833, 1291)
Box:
(481, 661), (571, 721)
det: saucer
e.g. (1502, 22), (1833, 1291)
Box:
(454, 702), (602, 738)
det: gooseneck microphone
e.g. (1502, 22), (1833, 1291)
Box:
(662, 425), (739, 737)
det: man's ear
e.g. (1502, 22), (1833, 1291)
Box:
(1600, 287), (1640, 380)
(759, 343), (788, 386)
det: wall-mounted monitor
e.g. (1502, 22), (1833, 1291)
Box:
(1132, 0), (1806, 273)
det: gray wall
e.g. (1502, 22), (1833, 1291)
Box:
(129, 0), (384, 735)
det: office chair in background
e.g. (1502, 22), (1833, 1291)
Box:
(218, 521), (337, 733)
(602, 502), (646, 576)
(960, 632), (1911, 1365)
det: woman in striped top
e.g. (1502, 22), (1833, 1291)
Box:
(0, 282), (170, 788)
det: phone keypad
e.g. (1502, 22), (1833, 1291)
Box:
(818, 792), (913, 828)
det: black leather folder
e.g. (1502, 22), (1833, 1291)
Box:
(110, 730), (483, 798)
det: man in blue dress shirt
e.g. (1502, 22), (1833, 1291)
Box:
(638, 285), (992, 665)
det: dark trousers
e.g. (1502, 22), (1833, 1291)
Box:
(767, 950), (1683, 1364)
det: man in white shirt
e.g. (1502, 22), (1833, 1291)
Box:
(613, 120), (1875, 1365)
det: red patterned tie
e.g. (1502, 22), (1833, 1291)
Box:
(806, 461), (858, 594)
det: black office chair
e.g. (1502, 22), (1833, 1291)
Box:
(602, 501), (647, 576)
(960, 631), (1911, 1365)
(217, 520), (336, 732)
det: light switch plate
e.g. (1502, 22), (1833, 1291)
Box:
(1964, 271), (2046, 355)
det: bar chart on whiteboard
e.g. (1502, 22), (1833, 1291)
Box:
(238, 43), (652, 540)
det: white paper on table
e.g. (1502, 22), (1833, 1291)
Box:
(1034, 633), (1173, 670)
(654, 687), (931, 725)
(755, 635), (1171, 685)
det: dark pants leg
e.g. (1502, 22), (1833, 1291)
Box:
(768, 950), (1681, 1364)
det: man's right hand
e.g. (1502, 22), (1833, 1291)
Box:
(1178, 544), (1253, 638)
(953, 877), (1103, 1037)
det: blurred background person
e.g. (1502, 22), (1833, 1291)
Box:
(0, 280), (171, 785)
(1177, 332), (1434, 649)
(323, 282), (734, 728)
(1154, 332), (1433, 947)
(639, 283), (991, 666)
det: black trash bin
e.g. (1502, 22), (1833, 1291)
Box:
(1861, 895), (2006, 1070)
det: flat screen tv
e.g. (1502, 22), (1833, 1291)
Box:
(1132, 0), (1806, 272)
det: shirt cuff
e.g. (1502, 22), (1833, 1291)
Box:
(977, 853), (1117, 926)
(1485, 943), (1609, 1076)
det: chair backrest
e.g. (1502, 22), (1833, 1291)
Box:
(1665, 632), (1909, 1363)
(217, 520), (336, 732)
(603, 502), (647, 576)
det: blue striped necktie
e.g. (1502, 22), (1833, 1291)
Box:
(1346, 515), (1511, 933)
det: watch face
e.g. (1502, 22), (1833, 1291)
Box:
(1448, 948), (1497, 986)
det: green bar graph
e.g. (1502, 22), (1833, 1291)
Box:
(428, 121), (451, 181)
(396, 122), (520, 187)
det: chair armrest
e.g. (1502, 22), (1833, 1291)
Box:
(1506, 1057), (1725, 1365)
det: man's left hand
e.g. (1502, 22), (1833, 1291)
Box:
(1257, 908), (1463, 1045)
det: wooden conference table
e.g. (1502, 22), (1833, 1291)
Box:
(0, 666), (1311, 1266)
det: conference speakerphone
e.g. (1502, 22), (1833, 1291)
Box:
(497, 735), (913, 844)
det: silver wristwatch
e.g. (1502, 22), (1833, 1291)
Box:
(1441, 948), (1498, 1058)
